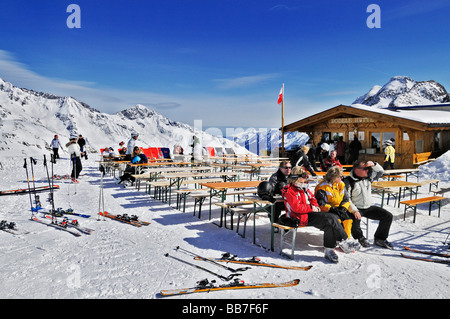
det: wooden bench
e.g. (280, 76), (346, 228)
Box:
(400, 196), (446, 223)
(147, 180), (171, 201)
(416, 179), (440, 192)
(432, 187), (450, 196)
(272, 223), (308, 260)
(215, 201), (255, 234)
(191, 191), (212, 219)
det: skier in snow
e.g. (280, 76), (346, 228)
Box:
(66, 134), (84, 182)
(50, 135), (64, 162)
(77, 134), (89, 160)
(383, 139), (395, 169)
(282, 166), (358, 263)
(125, 132), (139, 161)
(115, 146), (148, 187)
(343, 160), (394, 249)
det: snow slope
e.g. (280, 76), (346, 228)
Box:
(0, 151), (448, 301)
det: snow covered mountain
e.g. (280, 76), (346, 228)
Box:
(231, 128), (309, 154)
(353, 76), (450, 108)
(0, 77), (249, 157)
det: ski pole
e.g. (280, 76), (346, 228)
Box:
(29, 157), (40, 209)
(43, 155), (56, 223)
(164, 253), (242, 281)
(175, 246), (250, 273)
(23, 158), (34, 215)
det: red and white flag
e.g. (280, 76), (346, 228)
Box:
(277, 85), (283, 105)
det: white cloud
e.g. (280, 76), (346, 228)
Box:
(214, 73), (279, 90)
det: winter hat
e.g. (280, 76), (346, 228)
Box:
(321, 143), (330, 152)
(131, 132), (139, 138)
(384, 140), (392, 145)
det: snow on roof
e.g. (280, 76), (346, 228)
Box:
(350, 103), (450, 126)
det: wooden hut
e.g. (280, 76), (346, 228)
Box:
(283, 104), (450, 168)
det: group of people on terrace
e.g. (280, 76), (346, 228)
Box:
(266, 139), (394, 263)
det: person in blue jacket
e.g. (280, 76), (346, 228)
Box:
(115, 146), (148, 187)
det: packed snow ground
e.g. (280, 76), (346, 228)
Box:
(0, 153), (449, 300)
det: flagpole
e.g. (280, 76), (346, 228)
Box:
(281, 83), (285, 157)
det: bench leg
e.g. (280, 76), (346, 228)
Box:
(279, 228), (297, 260)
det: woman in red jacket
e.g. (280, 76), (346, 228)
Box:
(281, 166), (357, 263)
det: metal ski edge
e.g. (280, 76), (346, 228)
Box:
(404, 246), (450, 258)
(214, 258), (312, 271)
(400, 253), (450, 264)
(159, 279), (300, 296)
(30, 216), (82, 237)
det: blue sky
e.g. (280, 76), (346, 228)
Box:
(0, 0), (449, 131)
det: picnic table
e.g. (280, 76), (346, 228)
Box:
(198, 180), (261, 223)
(383, 169), (420, 182)
(372, 180), (422, 208)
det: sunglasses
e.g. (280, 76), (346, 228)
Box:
(356, 166), (370, 171)
(290, 172), (308, 179)
(281, 166), (292, 169)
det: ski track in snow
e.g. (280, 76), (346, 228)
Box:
(0, 155), (449, 299)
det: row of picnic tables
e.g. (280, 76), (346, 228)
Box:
(101, 157), (434, 250)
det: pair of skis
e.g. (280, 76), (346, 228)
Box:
(0, 220), (29, 235)
(400, 246), (449, 264)
(98, 212), (150, 227)
(160, 247), (310, 296)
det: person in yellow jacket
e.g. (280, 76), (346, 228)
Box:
(383, 139), (395, 169)
(315, 166), (354, 239)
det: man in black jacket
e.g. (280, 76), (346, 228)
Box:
(267, 161), (292, 222)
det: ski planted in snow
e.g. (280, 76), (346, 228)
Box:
(400, 253), (450, 264)
(30, 216), (81, 237)
(99, 212), (143, 227)
(0, 185), (60, 196)
(0, 220), (29, 235)
(210, 252), (313, 271)
(404, 246), (450, 258)
(160, 278), (300, 297)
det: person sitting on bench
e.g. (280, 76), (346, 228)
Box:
(343, 160), (394, 249)
(281, 166), (359, 263)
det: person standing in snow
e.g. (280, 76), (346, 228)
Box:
(349, 135), (362, 164)
(335, 136), (346, 164)
(66, 134), (84, 182)
(290, 145), (317, 176)
(125, 132), (139, 161)
(50, 135), (64, 163)
(383, 139), (395, 169)
(77, 134), (89, 160)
